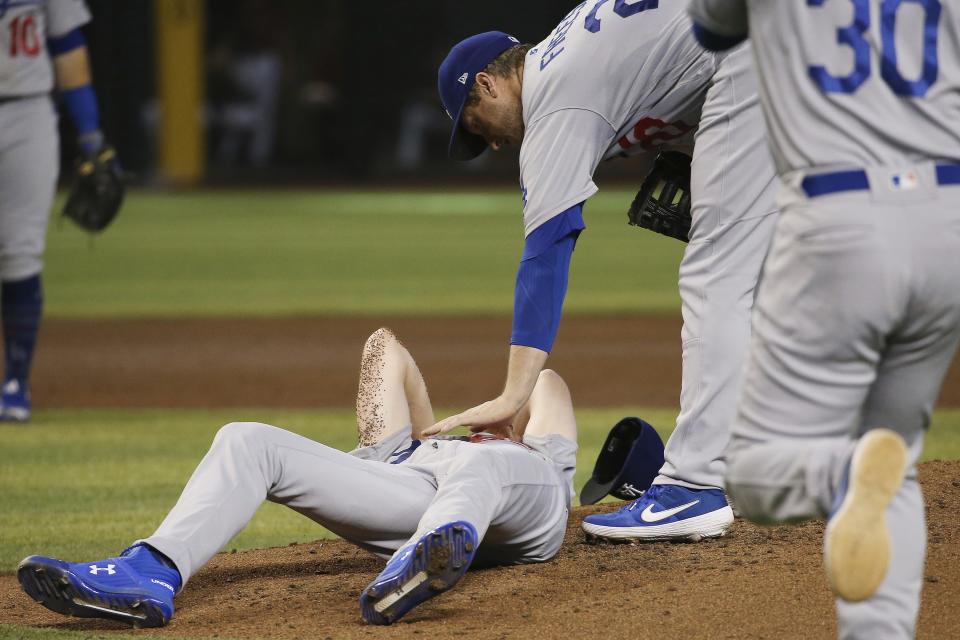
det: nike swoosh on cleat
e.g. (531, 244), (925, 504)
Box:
(640, 499), (700, 523)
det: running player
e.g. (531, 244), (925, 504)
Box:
(17, 328), (577, 626)
(687, 1), (960, 637)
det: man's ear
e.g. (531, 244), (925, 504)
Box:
(474, 72), (498, 99)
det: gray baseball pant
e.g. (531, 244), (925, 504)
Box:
(655, 43), (779, 490)
(725, 167), (960, 639)
(0, 95), (59, 281)
(141, 422), (575, 587)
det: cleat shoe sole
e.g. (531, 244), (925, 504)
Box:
(0, 406), (30, 423)
(582, 505), (734, 542)
(360, 521), (477, 625)
(17, 557), (170, 628)
(825, 429), (908, 602)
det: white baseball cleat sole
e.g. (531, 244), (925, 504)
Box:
(824, 428), (908, 602)
(582, 506), (734, 542)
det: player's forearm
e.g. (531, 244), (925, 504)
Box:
(49, 32), (103, 154)
(500, 344), (549, 411)
(52, 44), (92, 90)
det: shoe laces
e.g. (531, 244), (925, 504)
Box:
(626, 484), (665, 511)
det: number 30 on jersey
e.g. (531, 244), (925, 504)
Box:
(809, 0), (941, 97)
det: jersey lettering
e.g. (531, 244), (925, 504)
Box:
(617, 117), (694, 152)
(8, 13), (40, 58)
(540, 2), (587, 70)
(808, 0), (941, 97)
(584, 0), (659, 34)
(880, 0), (941, 97)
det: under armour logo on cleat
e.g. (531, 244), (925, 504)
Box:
(457, 73), (468, 85)
(89, 564), (116, 575)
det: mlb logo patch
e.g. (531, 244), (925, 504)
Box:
(891, 171), (919, 191)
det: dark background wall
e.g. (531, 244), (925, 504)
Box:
(65, 0), (643, 185)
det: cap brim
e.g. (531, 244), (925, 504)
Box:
(447, 97), (488, 161)
(579, 478), (615, 505)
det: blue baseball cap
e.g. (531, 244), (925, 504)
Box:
(579, 417), (666, 505)
(438, 31), (520, 161)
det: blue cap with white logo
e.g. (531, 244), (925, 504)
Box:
(579, 417), (666, 505)
(438, 31), (519, 161)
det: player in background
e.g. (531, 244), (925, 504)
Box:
(686, 1), (960, 637)
(0, 0), (113, 421)
(17, 328), (578, 626)
(428, 2), (778, 541)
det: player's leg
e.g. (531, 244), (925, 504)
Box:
(0, 97), (59, 422)
(656, 44), (778, 492)
(355, 327), (434, 447)
(361, 437), (570, 624)
(727, 190), (960, 637)
(359, 370), (575, 624)
(515, 368), (577, 442)
(587, 46), (778, 541)
(830, 210), (960, 638)
(18, 421), (438, 627)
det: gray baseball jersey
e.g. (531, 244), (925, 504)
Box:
(519, 1), (780, 494)
(687, 0), (960, 174)
(0, 0), (90, 97)
(686, 1), (960, 638)
(520, 2), (718, 235)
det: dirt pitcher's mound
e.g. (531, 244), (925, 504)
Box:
(3, 461), (958, 639)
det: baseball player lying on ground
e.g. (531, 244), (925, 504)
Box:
(17, 328), (577, 627)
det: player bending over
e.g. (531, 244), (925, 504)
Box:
(17, 328), (577, 626)
(430, 0), (779, 543)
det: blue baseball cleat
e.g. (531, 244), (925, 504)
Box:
(17, 544), (180, 628)
(824, 428), (908, 603)
(582, 484), (734, 542)
(360, 521), (478, 625)
(0, 379), (31, 422)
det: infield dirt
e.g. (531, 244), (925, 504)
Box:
(2, 461), (958, 639)
(27, 314), (960, 408)
(6, 314), (960, 638)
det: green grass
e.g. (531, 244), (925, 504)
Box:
(44, 189), (685, 318)
(3, 408), (959, 573)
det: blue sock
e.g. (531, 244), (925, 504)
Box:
(2, 275), (42, 387)
(121, 544), (183, 594)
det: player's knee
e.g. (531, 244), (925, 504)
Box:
(533, 368), (570, 399)
(0, 253), (43, 282)
(724, 450), (776, 524)
(212, 421), (274, 453)
(363, 327), (399, 351)
(537, 368), (566, 389)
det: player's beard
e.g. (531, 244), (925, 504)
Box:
(493, 100), (525, 147)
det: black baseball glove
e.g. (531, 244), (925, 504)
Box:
(62, 144), (126, 233)
(627, 151), (692, 242)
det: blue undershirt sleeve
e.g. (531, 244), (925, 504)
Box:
(48, 30), (102, 153)
(511, 204), (586, 353)
(47, 28), (86, 56)
(691, 22), (747, 51)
